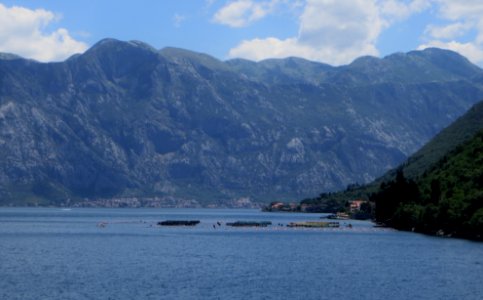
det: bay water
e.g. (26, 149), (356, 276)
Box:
(1, 208), (482, 299)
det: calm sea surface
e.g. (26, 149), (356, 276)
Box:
(0, 208), (482, 300)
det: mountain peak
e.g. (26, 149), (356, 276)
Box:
(412, 47), (481, 78)
(349, 55), (382, 67)
(419, 47), (467, 57)
(128, 40), (158, 52)
(84, 38), (158, 57)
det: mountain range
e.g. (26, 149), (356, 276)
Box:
(1, 38), (483, 206)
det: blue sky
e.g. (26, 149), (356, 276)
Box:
(1, 0), (483, 66)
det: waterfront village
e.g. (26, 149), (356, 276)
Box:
(263, 199), (372, 220)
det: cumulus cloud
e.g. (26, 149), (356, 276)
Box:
(419, 0), (483, 65)
(224, 0), (431, 65)
(229, 36), (379, 65)
(436, 0), (483, 21)
(380, 0), (431, 21)
(212, 0), (280, 27)
(0, 4), (87, 62)
(424, 22), (472, 40)
(230, 0), (382, 65)
(229, 37), (307, 61)
(298, 0), (382, 53)
(215, 0), (483, 65)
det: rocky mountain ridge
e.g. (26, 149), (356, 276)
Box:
(1, 38), (483, 206)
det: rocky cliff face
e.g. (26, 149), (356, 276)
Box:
(1, 38), (482, 205)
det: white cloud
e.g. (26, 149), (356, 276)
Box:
(228, 0), (384, 65)
(225, 0), (431, 65)
(436, 0), (483, 21)
(424, 22), (472, 40)
(298, 0), (382, 50)
(0, 4), (87, 62)
(212, 0), (279, 28)
(419, 1), (483, 65)
(229, 37), (307, 61)
(437, 0), (483, 44)
(217, 0), (483, 66)
(379, 0), (431, 21)
(229, 36), (378, 65)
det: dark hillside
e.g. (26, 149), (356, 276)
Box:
(301, 101), (483, 219)
(373, 130), (483, 240)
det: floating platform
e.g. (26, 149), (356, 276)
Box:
(226, 221), (272, 227)
(325, 213), (350, 220)
(157, 220), (200, 226)
(287, 221), (340, 228)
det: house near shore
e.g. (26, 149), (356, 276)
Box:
(270, 202), (285, 210)
(265, 202), (299, 212)
(349, 200), (366, 213)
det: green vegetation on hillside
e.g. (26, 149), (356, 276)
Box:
(299, 101), (483, 240)
(385, 101), (483, 181)
(372, 130), (482, 240)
